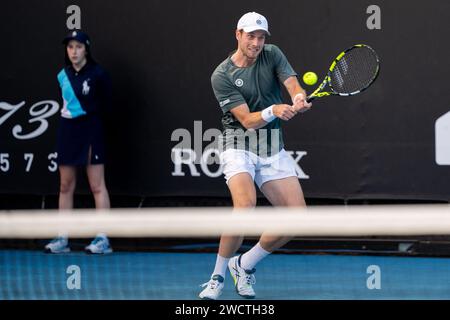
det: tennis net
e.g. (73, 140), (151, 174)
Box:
(2, 205), (450, 300)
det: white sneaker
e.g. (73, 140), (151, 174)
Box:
(228, 255), (256, 299)
(199, 274), (225, 300)
(45, 236), (70, 254)
(85, 234), (113, 254)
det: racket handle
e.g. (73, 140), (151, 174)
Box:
(306, 96), (315, 103)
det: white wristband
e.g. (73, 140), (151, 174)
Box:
(261, 105), (276, 122)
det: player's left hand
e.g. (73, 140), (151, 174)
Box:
(292, 93), (312, 113)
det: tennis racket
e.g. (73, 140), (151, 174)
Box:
(306, 44), (380, 103)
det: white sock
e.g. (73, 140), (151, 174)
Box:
(240, 242), (270, 270)
(58, 233), (68, 241)
(212, 254), (230, 278)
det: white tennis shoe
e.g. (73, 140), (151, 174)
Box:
(85, 234), (113, 254)
(199, 274), (225, 300)
(228, 255), (256, 299)
(44, 236), (70, 254)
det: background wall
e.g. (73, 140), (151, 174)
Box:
(1, 0), (449, 203)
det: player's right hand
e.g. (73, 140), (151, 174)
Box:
(273, 104), (297, 121)
(293, 93), (312, 113)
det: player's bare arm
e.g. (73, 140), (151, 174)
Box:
(230, 103), (297, 129)
(283, 76), (312, 112)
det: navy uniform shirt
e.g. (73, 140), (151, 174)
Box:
(57, 61), (112, 118)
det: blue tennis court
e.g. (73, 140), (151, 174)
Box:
(2, 250), (450, 300)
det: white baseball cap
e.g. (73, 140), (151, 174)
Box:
(237, 12), (270, 36)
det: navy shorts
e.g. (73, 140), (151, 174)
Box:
(56, 114), (106, 166)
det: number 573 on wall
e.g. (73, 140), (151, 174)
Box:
(0, 153), (58, 173)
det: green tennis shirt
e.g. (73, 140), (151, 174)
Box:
(211, 44), (297, 157)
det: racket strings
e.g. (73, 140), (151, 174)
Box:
(330, 46), (379, 94)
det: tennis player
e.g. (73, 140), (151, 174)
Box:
(199, 12), (311, 299)
(45, 30), (113, 254)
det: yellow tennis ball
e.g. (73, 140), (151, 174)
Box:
(303, 72), (318, 86)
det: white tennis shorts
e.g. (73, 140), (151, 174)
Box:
(220, 148), (298, 189)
